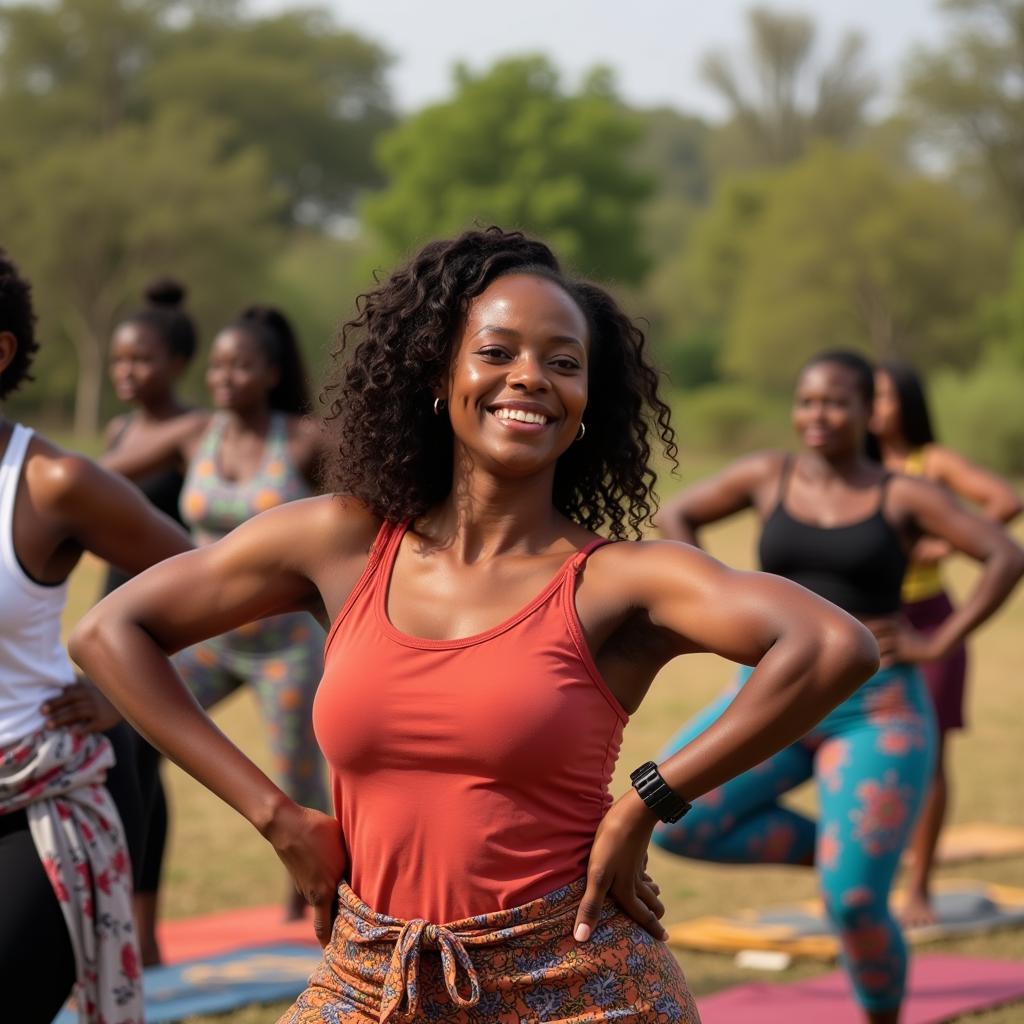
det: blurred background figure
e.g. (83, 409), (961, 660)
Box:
(103, 304), (329, 923)
(0, 248), (192, 1024)
(872, 360), (1022, 926)
(655, 350), (1023, 1024)
(101, 278), (198, 965)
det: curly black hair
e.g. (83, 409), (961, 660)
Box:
(0, 249), (40, 401)
(320, 227), (677, 540)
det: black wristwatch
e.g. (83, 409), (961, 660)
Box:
(629, 761), (692, 824)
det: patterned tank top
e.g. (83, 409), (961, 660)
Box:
(900, 447), (945, 604)
(179, 413), (310, 544)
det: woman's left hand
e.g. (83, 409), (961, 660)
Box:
(868, 619), (943, 666)
(42, 678), (122, 733)
(573, 791), (667, 943)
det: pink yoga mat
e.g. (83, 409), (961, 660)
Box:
(158, 905), (318, 963)
(698, 954), (1024, 1024)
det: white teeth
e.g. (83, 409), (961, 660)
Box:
(493, 408), (549, 425)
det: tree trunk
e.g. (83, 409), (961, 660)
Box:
(70, 325), (104, 440)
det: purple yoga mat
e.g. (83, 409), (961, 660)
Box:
(697, 953), (1024, 1024)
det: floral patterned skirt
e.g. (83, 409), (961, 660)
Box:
(278, 877), (700, 1023)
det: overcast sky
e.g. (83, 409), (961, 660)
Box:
(255, 0), (946, 117)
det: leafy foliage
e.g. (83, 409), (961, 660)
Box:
(362, 57), (652, 283)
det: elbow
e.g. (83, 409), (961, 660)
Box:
(1002, 496), (1023, 524)
(68, 608), (108, 673)
(820, 615), (880, 698)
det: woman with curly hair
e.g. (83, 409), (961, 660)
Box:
(73, 228), (881, 1023)
(654, 351), (1023, 1024)
(0, 249), (191, 1023)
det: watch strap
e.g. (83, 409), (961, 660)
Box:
(630, 760), (692, 824)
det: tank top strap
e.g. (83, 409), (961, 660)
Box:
(569, 536), (612, 575)
(876, 470), (894, 517)
(324, 518), (402, 654)
(267, 412), (290, 456)
(0, 424), (32, 530)
(0, 424), (36, 583)
(774, 453), (796, 511)
(198, 413), (227, 460)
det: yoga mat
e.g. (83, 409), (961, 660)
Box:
(932, 822), (1024, 866)
(157, 903), (319, 962)
(668, 879), (1024, 961)
(698, 953), (1024, 1024)
(53, 943), (319, 1024)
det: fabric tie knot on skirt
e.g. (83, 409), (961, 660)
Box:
(380, 918), (481, 1022)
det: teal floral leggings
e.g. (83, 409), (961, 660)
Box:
(174, 611), (328, 812)
(653, 664), (936, 1014)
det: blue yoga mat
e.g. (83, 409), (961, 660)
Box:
(53, 943), (320, 1023)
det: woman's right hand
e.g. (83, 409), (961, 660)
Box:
(264, 800), (347, 947)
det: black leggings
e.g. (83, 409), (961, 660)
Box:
(104, 721), (168, 892)
(0, 808), (77, 1022)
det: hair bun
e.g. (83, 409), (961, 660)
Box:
(145, 278), (187, 308)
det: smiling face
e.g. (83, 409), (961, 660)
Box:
(108, 321), (183, 406)
(792, 360), (870, 458)
(206, 327), (278, 414)
(442, 273), (590, 479)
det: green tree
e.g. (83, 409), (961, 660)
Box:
(645, 172), (776, 386)
(703, 6), (877, 170)
(0, 0), (392, 219)
(362, 57), (652, 283)
(903, 0), (1024, 225)
(2, 110), (281, 435)
(723, 146), (1007, 389)
(144, 7), (393, 218)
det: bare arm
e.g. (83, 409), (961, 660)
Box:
(101, 410), (209, 480)
(624, 542), (878, 799)
(929, 445), (1022, 524)
(49, 455), (193, 575)
(572, 541), (878, 942)
(654, 451), (781, 547)
(69, 495), (380, 944)
(896, 477), (1024, 659)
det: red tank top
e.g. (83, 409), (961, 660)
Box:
(312, 520), (628, 922)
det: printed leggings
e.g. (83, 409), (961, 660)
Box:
(174, 611), (328, 811)
(652, 664), (936, 1013)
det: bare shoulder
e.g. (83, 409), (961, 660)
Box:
(235, 493), (382, 562)
(289, 414), (323, 444)
(587, 537), (726, 598)
(103, 413), (129, 449)
(739, 448), (789, 477)
(886, 471), (942, 518)
(23, 435), (106, 508)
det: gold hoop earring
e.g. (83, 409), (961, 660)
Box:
(433, 398), (446, 416)
(576, 422), (586, 442)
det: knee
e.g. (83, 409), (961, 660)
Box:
(821, 883), (891, 940)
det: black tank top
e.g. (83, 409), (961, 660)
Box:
(758, 456), (907, 616)
(102, 417), (186, 595)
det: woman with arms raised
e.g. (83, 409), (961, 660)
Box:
(73, 230), (880, 1023)
(0, 250), (192, 1024)
(655, 351), (1024, 1024)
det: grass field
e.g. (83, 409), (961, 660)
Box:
(60, 456), (1024, 1023)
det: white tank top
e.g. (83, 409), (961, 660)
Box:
(0, 424), (76, 745)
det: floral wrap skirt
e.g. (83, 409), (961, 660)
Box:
(279, 877), (700, 1023)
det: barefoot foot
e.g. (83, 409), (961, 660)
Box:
(900, 890), (937, 929)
